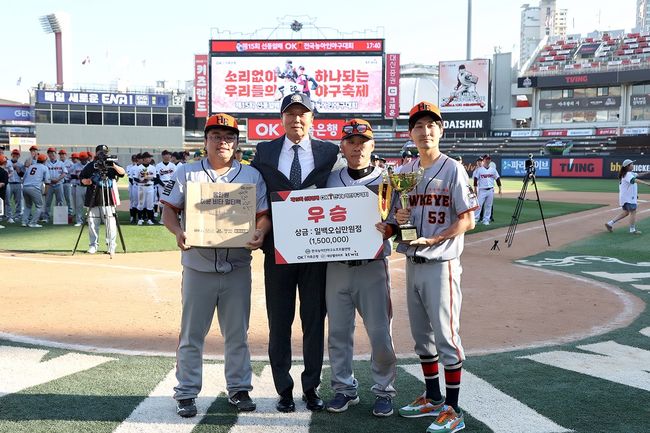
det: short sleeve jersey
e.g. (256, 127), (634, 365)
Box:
(473, 165), (500, 189)
(22, 163), (50, 189)
(136, 164), (157, 186)
(155, 161), (177, 183)
(326, 166), (393, 259)
(161, 159), (269, 273)
(619, 171), (638, 206)
(8, 160), (23, 182)
(45, 159), (67, 185)
(396, 155), (478, 261)
(69, 162), (87, 185)
(62, 159), (73, 181)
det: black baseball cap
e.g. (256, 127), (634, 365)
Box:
(141, 151), (153, 158)
(96, 144), (109, 153)
(281, 92), (313, 113)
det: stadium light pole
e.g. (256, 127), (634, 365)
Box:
(40, 13), (64, 89)
(466, 0), (472, 60)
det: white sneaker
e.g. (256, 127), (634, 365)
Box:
(28, 223), (43, 228)
(137, 219), (144, 226)
(87, 246), (97, 254)
(146, 219), (155, 225)
(482, 221), (490, 226)
(21, 223), (27, 227)
(7, 218), (14, 224)
(0, 225), (5, 229)
(154, 212), (159, 218)
(74, 223), (82, 227)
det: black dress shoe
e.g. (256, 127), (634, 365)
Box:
(276, 394), (296, 412)
(302, 388), (324, 411)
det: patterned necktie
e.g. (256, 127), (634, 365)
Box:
(290, 144), (302, 189)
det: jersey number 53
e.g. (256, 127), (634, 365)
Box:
(428, 211), (447, 224)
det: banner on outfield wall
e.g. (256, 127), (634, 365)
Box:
(552, 158), (603, 177)
(604, 157), (650, 178)
(194, 54), (209, 118)
(501, 158), (551, 177)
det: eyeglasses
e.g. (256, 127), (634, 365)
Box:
(342, 124), (371, 134)
(207, 133), (238, 143)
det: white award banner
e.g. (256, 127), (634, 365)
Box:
(271, 185), (383, 264)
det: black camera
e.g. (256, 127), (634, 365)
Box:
(94, 150), (118, 171)
(525, 153), (535, 175)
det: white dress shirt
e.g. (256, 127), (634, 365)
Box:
(278, 135), (315, 183)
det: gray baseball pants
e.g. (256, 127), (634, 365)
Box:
(22, 185), (44, 225)
(43, 183), (64, 220)
(174, 265), (253, 400)
(6, 183), (22, 219)
(326, 259), (397, 398)
(73, 185), (86, 224)
(406, 258), (465, 367)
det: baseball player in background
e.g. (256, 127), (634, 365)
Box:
(605, 158), (650, 234)
(136, 152), (156, 225)
(5, 149), (24, 223)
(161, 113), (271, 418)
(395, 102), (478, 433)
(21, 154), (51, 228)
(69, 152), (89, 226)
(59, 150), (74, 218)
(42, 148), (68, 223)
(473, 155), (501, 226)
(126, 154), (141, 223)
(155, 150), (177, 215)
(324, 119), (397, 417)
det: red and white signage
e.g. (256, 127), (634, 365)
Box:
(194, 54), (209, 118)
(211, 56), (383, 115)
(270, 186), (383, 264)
(552, 158), (603, 177)
(596, 127), (619, 136)
(211, 39), (384, 53)
(247, 118), (347, 141)
(385, 54), (400, 119)
(542, 129), (568, 137)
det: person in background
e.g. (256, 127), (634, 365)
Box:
(605, 159), (650, 235)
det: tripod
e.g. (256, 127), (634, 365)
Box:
(72, 170), (126, 257)
(505, 168), (550, 248)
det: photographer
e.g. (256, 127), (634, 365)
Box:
(80, 145), (125, 257)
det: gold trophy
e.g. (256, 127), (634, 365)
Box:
(381, 168), (424, 242)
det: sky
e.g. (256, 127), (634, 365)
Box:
(1, 0), (638, 103)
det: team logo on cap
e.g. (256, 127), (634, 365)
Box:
(291, 94), (303, 103)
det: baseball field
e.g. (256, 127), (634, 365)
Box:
(0, 177), (648, 433)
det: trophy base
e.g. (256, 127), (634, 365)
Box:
(398, 225), (418, 242)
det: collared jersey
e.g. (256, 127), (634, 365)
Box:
(161, 159), (269, 273)
(156, 161), (177, 183)
(396, 155), (478, 261)
(473, 165), (500, 189)
(326, 166), (393, 259)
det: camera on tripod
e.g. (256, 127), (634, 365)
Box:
(525, 153), (535, 175)
(93, 145), (118, 172)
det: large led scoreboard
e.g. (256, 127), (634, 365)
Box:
(208, 39), (385, 118)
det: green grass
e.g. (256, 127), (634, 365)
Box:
(469, 198), (602, 234)
(0, 211), (177, 254)
(501, 177), (650, 193)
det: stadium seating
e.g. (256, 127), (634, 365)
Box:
(525, 31), (650, 75)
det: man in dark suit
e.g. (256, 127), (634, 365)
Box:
(252, 93), (338, 413)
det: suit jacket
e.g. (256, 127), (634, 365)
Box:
(252, 135), (339, 254)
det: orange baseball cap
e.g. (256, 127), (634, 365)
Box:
(37, 154), (48, 162)
(11, 149), (20, 155)
(341, 118), (374, 140)
(204, 113), (239, 136)
(29, 145), (39, 151)
(0, 155), (7, 164)
(71, 152), (79, 158)
(408, 101), (443, 129)
(47, 147), (57, 153)
(58, 149), (67, 154)
(78, 151), (89, 159)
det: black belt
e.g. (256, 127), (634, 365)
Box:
(481, 187), (493, 190)
(9, 182), (20, 184)
(139, 183), (153, 187)
(408, 256), (429, 264)
(339, 259), (376, 267)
